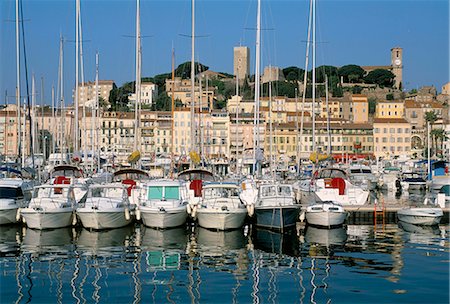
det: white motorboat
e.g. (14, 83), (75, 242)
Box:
(397, 196), (445, 226)
(138, 179), (189, 229)
(0, 178), (28, 225)
(397, 208), (443, 226)
(21, 184), (76, 229)
(304, 201), (347, 228)
(348, 164), (378, 191)
(254, 182), (300, 231)
(195, 182), (247, 230)
(76, 183), (134, 230)
(400, 172), (427, 192)
(48, 165), (90, 203)
(113, 168), (150, 206)
(311, 168), (369, 206)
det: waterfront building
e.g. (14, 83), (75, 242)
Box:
(165, 77), (214, 109)
(73, 80), (115, 108)
(373, 118), (411, 159)
(128, 82), (158, 107)
(350, 94), (369, 123)
(375, 100), (405, 119)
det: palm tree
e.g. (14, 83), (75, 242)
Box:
(431, 128), (446, 157)
(424, 111), (438, 157)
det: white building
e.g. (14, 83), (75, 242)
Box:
(129, 82), (158, 107)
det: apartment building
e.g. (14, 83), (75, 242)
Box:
(373, 118), (411, 159)
(74, 80), (115, 107)
(128, 82), (158, 107)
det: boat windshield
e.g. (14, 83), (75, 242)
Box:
(278, 186), (292, 196)
(147, 186), (180, 200)
(318, 169), (347, 179)
(204, 187), (239, 199)
(90, 187), (124, 198)
(0, 187), (23, 199)
(260, 186), (277, 197)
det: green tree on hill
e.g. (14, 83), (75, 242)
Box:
(282, 66), (305, 81)
(364, 69), (395, 87)
(338, 64), (365, 83)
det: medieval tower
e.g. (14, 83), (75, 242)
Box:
(391, 47), (403, 89)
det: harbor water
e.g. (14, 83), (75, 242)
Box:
(0, 187), (449, 303)
(1, 219), (449, 303)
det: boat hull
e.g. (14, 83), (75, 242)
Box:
(305, 211), (347, 228)
(21, 209), (74, 229)
(397, 208), (443, 225)
(254, 205), (300, 231)
(77, 209), (133, 230)
(139, 206), (188, 229)
(0, 207), (18, 225)
(196, 209), (247, 230)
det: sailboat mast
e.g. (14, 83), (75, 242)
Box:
(59, 36), (66, 161)
(299, 0), (313, 175)
(31, 74), (36, 155)
(78, 5), (87, 166)
(170, 46), (175, 177)
(15, 0), (21, 162)
(325, 75), (331, 155)
(134, 0), (141, 153)
(312, 0), (316, 159)
(235, 71), (239, 175)
(75, 0), (80, 153)
(190, 0), (196, 155)
(95, 51), (100, 172)
(269, 69), (274, 179)
(51, 84), (55, 154)
(253, 0), (261, 175)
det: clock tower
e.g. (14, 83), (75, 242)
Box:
(391, 47), (403, 89)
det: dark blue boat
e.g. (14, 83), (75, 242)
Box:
(254, 183), (300, 231)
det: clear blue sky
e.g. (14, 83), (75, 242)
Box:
(1, 0), (448, 105)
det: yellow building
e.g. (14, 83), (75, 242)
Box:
(375, 100), (404, 118)
(351, 94), (369, 123)
(373, 118), (411, 159)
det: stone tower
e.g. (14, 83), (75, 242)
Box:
(234, 46), (250, 82)
(391, 47), (403, 89)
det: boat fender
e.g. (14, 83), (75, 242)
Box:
(16, 208), (21, 222)
(72, 213), (77, 226)
(299, 211), (306, 222)
(125, 207), (130, 221)
(135, 209), (141, 221)
(247, 204), (254, 217)
(186, 203), (192, 215)
(191, 205), (197, 219)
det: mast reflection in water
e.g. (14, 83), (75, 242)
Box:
(0, 223), (448, 303)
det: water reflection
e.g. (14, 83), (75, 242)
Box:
(76, 225), (134, 256)
(0, 223), (448, 303)
(22, 227), (74, 257)
(0, 224), (22, 256)
(304, 226), (347, 247)
(251, 227), (300, 256)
